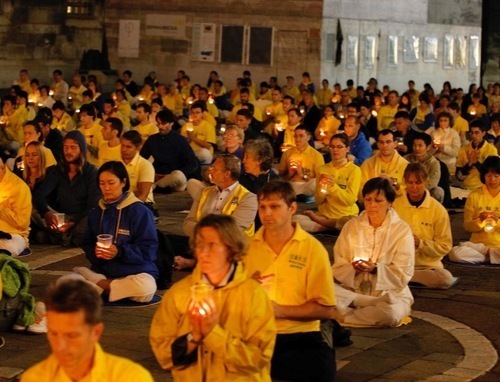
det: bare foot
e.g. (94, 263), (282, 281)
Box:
(174, 256), (196, 270)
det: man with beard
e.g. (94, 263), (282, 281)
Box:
(140, 108), (198, 192)
(33, 130), (100, 246)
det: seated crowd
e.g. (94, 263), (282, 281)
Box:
(0, 68), (499, 381)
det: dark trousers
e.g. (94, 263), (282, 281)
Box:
(271, 332), (336, 382)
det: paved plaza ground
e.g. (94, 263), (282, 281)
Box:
(0, 190), (498, 381)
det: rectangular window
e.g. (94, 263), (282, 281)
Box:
(248, 27), (273, 65)
(220, 25), (273, 66)
(66, 0), (93, 16)
(220, 26), (244, 64)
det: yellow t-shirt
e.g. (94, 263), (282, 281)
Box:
(20, 343), (153, 382)
(279, 145), (325, 182)
(181, 120), (216, 154)
(377, 104), (399, 130)
(123, 153), (155, 204)
(98, 143), (122, 167)
(245, 223), (336, 334)
(360, 152), (409, 199)
(135, 122), (158, 141)
(78, 121), (104, 165)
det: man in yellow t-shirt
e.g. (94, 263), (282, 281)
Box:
(134, 103), (158, 142)
(376, 90), (399, 130)
(450, 102), (469, 145)
(77, 104), (104, 165)
(21, 280), (153, 382)
(180, 101), (216, 165)
(245, 181), (336, 382)
(98, 117), (122, 167)
(278, 126), (325, 197)
(456, 121), (498, 190)
(360, 129), (409, 200)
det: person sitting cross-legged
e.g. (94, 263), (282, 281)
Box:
(176, 155), (257, 270)
(278, 125), (324, 199)
(295, 133), (361, 232)
(449, 156), (500, 264)
(393, 163), (454, 288)
(71, 161), (159, 303)
(332, 177), (415, 327)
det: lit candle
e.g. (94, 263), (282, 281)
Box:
(484, 217), (496, 233)
(275, 122), (284, 132)
(49, 90), (54, 96)
(371, 110), (378, 117)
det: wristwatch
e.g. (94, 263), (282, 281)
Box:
(187, 333), (202, 345)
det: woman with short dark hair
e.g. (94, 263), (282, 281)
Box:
(332, 177), (415, 327)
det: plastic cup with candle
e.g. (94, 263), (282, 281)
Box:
(483, 217), (497, 233)
(220, 124), (226, 133)
(97, 234), (113, 248)
(371, 110), (378, 117)
(275, 122), (284, 132)
(54, 213), (65, 228)
(190, 284), (214, 316)
(186, 123), (194, 132)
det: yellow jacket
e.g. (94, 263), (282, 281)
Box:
(150, 263), (276, 382)
(393, 191), (452, 268)
(0, 168), (31, 238)
(316, 160), (361, 220)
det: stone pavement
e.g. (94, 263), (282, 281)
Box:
(0, 191), (498, 381)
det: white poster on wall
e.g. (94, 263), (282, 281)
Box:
(191, 23), (216, 62)
(347, 35), (358, 69)
(404, 36), (419, 63)
(118, 19), (140, 58)
(364, 35), (376, 69)
(145, 14), (186, 38)
(443, 35), (454, 69)
(388, 35), (398, 67)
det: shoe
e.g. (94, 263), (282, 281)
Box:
(331, 319), (353, 347)
(12, 302), (47, 334)
(26, 302), (47, 334)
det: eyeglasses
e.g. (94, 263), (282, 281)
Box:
(224, 134), (239, 139)
(330, 145), (346, 149)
